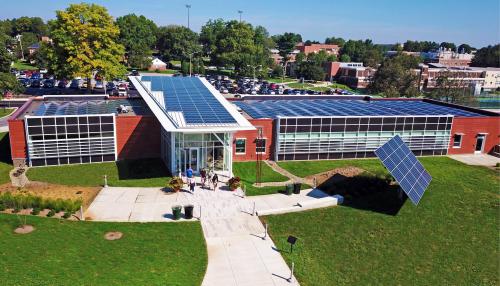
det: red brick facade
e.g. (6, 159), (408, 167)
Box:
(233, 118), (274, 161)
(115, 116), (161, 160)
(448, 117), (500, 155)
(8, 119), (27, 166)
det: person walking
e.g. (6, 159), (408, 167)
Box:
(189, 177), (196, 193)
(211, 173), (219, 191)
(200, 168), (207, 189)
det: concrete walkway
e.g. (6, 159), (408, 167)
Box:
(449, 154), (500, 167)
(86, 182), (340, 285)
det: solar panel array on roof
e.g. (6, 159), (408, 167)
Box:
(234, 99), (484, 118)
(34, 99), (145, 116)
(141, 76), (236, 125)
(375, 135), (432, 205)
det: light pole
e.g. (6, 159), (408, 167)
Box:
(15, 34), (24, 61)
(186, 4), (191, 29)
(247, 64), (262, 80)
(238, 10), (243, 23)
(189, 51), (199, 77)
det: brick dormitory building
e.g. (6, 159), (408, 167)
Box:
(7, 76), (500, 177)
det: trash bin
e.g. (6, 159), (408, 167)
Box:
(184, 204), (194, 219)
(172, 205), (182, 220)
(293, 183), (301, 194)
(285, 184), (293, 196)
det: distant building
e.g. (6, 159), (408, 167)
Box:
(27, 43), (40, 55)
(149, 58), (167, 71)
(422, 48), (474, 67)
(336, 65), (376, 89)
(324, 62), (364, 81)
(270, 48), (300, 65)
(296, 43), (340, 56)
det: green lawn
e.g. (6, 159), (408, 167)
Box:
(0, 132), (12, 184)
(27, 158), (171, 187)
(12, 60), (38, 71)
(287, 82), (315, 89)
(265, 157), (499, 285)
(0, 214), (207, 285)
(0, 108), (14, 118)
(266, 77), (296, 84)
(140, 69), (178, 74)
(233, 161), (289, 196)
(278, 158), (386, 178)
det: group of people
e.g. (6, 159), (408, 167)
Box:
(185, 166), (219, 192)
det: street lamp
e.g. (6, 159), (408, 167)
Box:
(238, 10), (243, 23)
(189, 51), (199, 77)
(15, 34), (24, 61)
(186, 4), (191, 29)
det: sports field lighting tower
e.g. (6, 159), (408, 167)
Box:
(186, 4), (191, 29)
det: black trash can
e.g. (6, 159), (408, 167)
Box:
(184, 204), (194, 219)
(293, 183), (301, 194)
(285, 184), (293, 196)
(172, 205), (182, 220)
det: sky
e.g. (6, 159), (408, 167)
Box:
(0, 0), (498, 47)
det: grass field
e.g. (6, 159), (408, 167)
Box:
(27, 158), (171, 187)
(233, 161), (289, 196)
(266, 77), (296, 84)
(278, 158), (386, 178)
(286, 82), (315, 89)
(0, 214), (207, 285)
(0, 133), (12, 184)
(0, 108), (14, 118)
(265, 157), (499, 285)
(12, 60), (38, 71)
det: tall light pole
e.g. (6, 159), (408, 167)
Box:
(15, 34), (24, 61)
(238, 10), (243, 23)
(186, 4), (191, 29)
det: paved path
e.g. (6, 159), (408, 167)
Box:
(86, 182), (341, 285)
(265, 161), (311, 185)
(449, 154), (500, 167)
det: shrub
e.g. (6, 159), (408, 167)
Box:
(12, 207), (20, 213)
(31, 208), (40, 215)
(0, 203), (4, 211)
(62, 212), (71, 219)
(46, 210), (55, 217)
(168, 177), (184, 192)
(227, 177), (242, 190)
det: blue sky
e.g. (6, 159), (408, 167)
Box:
(1, 0), (498, 47)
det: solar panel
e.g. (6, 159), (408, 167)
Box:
(142, 76), (237, 125)
(32, 99), (147, 116)
(234, 99), (484, 119)
(374, 135), (432, 205)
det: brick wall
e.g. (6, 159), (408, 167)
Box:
(115, 116), (161, 160)
(233, 118), (274, 161)
(448, 117), (500, 154)
(8, 119), (27, 166)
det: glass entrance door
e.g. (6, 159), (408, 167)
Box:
(182, 148), (200, 173)
(475, 135), (485, 154)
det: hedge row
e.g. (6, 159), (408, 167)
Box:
(0, 192), (82, 213)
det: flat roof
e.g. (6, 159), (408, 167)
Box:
(234, 99), (487, 119)
(16, 98), (150, 119)
(131, 75), (254, 132)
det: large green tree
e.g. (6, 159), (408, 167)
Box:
(116, 14), (157, 69)
(157, 25), (201, 67)
(273, 32), (302, 60)
(471, 45), (500, 67)
(340, 39), (383, 67)
(49, 3), (126, 87)
(0, 73), (24, 98)
(199, 18), (225, 58)
(403, 40), (439, 52)
(0, 40), (12, 72)
(368, 53), (421, 97)
(325, 36), (345, 46)
(426, 70), (476, 105)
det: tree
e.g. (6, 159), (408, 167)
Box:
(16, 32), (37, 59)
(11, 17), (48, 37)
(32, 42), (54, 70)
(340, 54), (351, 62)
(157, 25), (200, 62)
(325, 36), (345, 46)
(116, 14), (157, 69)
(340, 39), (383, 67)
(403, 40), (439, 52)
(199, 19), (225, 58)
(0, 72), (24, 97)
(427, 70), (476, 105)
(471, 45), (500, 67)
(49, 3), (126, 88)
(368, 54), (421, 97)
(0, 41), (12, 72)
(295, 62), (325, 81)
(273, 32), (302, 60)
(440, 42), (456, 51)
(457, 43), (475, 54)
(304, 40), (320, 45)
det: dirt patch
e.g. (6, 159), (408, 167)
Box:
(0, 181), (100, 209)
(14, 224), (35, 234)
(104, 231), (123, 241)
(305, 166), (366, 186)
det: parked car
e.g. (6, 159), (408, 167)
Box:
(69, 79), (80, 89)
(131, 70), (139, 76)
(30, 79), (42, 88)
(106, 82), (116, 91)
(19, 78), (31, 87)
(43, 79), (55, 88)
(95, 81), (104, 89)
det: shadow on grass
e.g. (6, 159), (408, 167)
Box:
(117, 158), (171, 180)
(318, 172), (406, 216)
(0, 133), (12, 164)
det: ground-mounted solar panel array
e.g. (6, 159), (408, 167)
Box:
(375, 135), (432, 205)
(34, 99), (147, 116)
(234, 99), (484, 119)
(141, 76), (237, 125)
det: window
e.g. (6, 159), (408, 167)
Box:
(235, 138), (246, 154)
(453, 134), (462, 148)
(256, 138), (266, 154)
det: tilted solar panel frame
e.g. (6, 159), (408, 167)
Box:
(374, 135), (432, 205)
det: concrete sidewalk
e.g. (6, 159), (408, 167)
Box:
(449, 154), (500, 167)
(86, 184), (341, 285)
